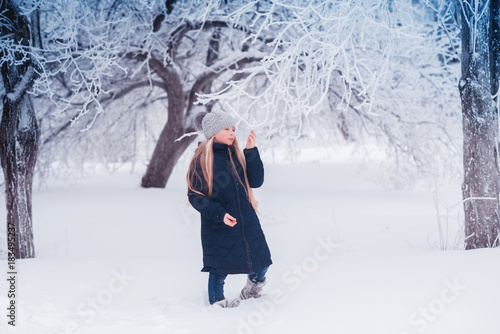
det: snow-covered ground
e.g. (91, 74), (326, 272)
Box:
(1, 153), (499, 334)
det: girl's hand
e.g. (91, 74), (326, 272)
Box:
(224, 213), (237, 227)
(246, 130), (257, 149)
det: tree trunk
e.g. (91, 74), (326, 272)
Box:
(140, 119), (196, 188)
(0, 0), (40, 259)
(140, 58), (193, 188)
(491, 0), (500, 95)
(0, 96), (40, 259)
(460, 0), (500, 249)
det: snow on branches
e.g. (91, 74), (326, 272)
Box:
(0, 0), (465, 186)
(198, 1), (422, 129)
(2, 0), (170, 128)
(196, 0), (463, 185)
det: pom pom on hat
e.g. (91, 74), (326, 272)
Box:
(193, 112), (207, 132)
(193, 111), (236, 139)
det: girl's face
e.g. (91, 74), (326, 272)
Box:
(214, 126), (235, 146)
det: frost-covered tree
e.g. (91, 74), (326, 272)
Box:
(199, 0), (462, 184)
(0, 0), (41, 259)
(458, 0), (500, 249)
(0, 0), (139, 258)
(31, 0), (272, 188)
(135, 2), (270, 188)
(28, 0), (463, 190)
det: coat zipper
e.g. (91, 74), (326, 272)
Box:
(227, 148), (253, 271)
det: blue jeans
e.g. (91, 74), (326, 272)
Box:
(208, 267), (269, 304)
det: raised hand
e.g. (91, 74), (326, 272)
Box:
(246, 130), (257, 149)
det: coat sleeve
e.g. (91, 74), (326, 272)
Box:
(243, 147), (264, 188)
(188, 164), (227, 223)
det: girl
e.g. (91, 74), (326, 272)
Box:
(187, 111), (272, 308)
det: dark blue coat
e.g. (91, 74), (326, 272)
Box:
(188, 142), (272, 275)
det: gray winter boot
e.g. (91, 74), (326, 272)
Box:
(240, 277), (266, 300)
(213, 298), (240, 308)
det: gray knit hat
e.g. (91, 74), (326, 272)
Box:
(194, 111), (236, 139)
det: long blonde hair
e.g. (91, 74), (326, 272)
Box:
(187, 137), (259, 212)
